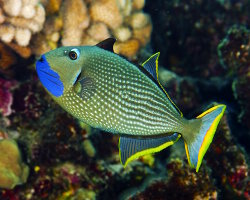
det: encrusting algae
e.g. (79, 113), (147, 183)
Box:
(0, 139), (29, 189)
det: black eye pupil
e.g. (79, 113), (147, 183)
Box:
(69, 51), (77, 60)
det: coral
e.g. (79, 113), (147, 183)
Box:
(2, 0), (22, 17)
(133, 23), (152, 46)
(45, 0), (62, 14)
(33, 0), (152, 58)
(129, 12), (150, 29)
(0, 0), (45, 56)
(113, 26), (132, 42)
(86, 22), (110, 42)
(0, 25), (15, 43)
(114, 39), (140, 58)
(0, 139), (29, 189)
(132, 0), (145, 11)
(0, 78), (16, 117)
(31, 14), (63, 55)
(61, 0), (89, 46)
(90, 0), (123, 30)
(0, 0), (45, 46)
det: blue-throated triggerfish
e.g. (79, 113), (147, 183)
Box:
(36, 38), (226, 172)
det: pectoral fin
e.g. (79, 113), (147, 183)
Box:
(73, 76), (96, 101)
(119, 133), (181, 167)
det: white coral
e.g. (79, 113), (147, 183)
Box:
(15, 28), (31, 46)
(3, 0), (22, 17)
(0, 25), (15, 43)
(0, 0), (45, 46)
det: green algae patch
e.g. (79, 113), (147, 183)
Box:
(0, 139), (29, 189)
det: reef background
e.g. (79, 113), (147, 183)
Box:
(0, 0), (249, 199)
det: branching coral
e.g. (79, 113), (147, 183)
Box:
(33, 0), (152, 58)
(0, 0), (45, 58)
(0, 0), (45, 57)
(61, 0), (89, 46)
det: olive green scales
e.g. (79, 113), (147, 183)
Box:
(36, 38), (226, 172)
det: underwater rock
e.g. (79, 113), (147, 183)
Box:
(0, 42), (17, 70)
(131, 158), (217, 200)
(0, 139), (29, 189)
(11, 80), (47, 121)
(82, 139), (96, 158)
(218, 26), (250, 74)
(0, 0), (45, 56)
(0, 78), (16, 117)
(206, 113), (249, 199)
(146, 0), (250, 78)
(71, 188), (96, 200)
(158, 68), (201, 115)
(218, 26), (250, 129)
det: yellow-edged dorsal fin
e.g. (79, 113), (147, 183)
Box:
(142, 53), (183, 117)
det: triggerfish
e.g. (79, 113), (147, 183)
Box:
(36, 38), (226, 172)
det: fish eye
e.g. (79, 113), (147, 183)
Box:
(69, 48), (80, 60)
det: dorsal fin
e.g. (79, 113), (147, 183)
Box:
(96, 38), (116, 52)
(142, 52), (183, 117)
(142, 52), (159, 80)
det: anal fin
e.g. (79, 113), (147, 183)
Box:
(119, 133), (181, 167)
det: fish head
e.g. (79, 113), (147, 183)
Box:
(36, 47), (85, 97)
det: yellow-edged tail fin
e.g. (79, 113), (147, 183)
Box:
(184, 104), (226, 172)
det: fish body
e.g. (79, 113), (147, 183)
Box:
(36, 38), (226, 172)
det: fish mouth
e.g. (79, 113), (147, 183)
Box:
(36, 55), (64, 97)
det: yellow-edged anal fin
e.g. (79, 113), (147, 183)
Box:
(119, 133), (181, 167)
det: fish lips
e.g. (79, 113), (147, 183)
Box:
(36, 55), (64, 97)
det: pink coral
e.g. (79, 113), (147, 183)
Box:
(0, 78), (16, 116)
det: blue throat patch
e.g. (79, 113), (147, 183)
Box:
(36, 55), (64, 97)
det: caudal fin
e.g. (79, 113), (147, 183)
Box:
(184, 104), (226, 172)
